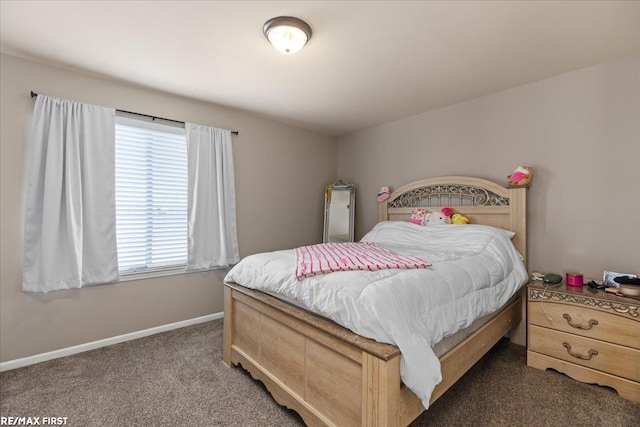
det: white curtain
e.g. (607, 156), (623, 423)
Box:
(23, 95), (118, 292)
(185, 123), (239, 270)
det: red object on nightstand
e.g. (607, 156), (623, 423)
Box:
(566, 272), (583, 287)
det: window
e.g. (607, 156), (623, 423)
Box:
(114, 116), (188, 275)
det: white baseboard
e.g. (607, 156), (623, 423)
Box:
(0, 312), (223, 372)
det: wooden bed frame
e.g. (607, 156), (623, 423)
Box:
(223, 176), (528, 426)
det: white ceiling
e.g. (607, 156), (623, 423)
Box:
(1, 1), (638, 136)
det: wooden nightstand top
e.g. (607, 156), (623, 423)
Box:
(527, 281), (639, 304)
(527, 282), (639, 320)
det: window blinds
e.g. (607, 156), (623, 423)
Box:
(115, 116), (188, 273)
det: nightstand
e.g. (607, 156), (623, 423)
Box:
(527, 282), (640, 402)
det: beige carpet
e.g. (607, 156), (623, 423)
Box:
(1, 319), (638, 426)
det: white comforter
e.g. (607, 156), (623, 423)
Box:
(224, 221), (528, 409)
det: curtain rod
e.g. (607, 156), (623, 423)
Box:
(30, 91), (239, 135)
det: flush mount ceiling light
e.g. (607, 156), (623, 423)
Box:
(263, 16), (312, 54)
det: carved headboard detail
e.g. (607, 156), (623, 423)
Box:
(379, 176), (528, 266)
(388, 184), (510, 208)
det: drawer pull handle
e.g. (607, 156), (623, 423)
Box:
(562, 314), (598, 330)
(562, 342), (598, 360)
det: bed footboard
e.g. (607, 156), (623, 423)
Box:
(223, 283), (522, 427)
(223, 284), (402, 426)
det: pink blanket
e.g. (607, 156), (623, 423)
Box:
(294, 242), (431, 280)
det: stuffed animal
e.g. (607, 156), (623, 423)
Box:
(409, 208), (428, 225)
(508, 166), (533, 186)
(377, 186), (391, 203)
(451, 213), (469, 225)
(424, 211), (451, 225)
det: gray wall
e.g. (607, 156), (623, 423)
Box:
(338, 54), (639, 280)
(0, 54), (337, 362)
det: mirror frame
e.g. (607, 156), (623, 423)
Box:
(323, 180), (355, 243)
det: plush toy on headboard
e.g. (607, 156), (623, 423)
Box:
(413, 207), (468, 226)
(424, 211), (451, 225)
(424, 206), (453, 225)
(451, 213), (469, 225)
(377, 186), (391, 203)
(409, 208), (428, 225)
(508, 166), (533, 187)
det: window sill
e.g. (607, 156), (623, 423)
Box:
(118, 265), (231, 282)
(118, 267), (188, 282)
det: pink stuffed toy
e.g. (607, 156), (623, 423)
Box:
(409, 209), (428, 225)
(508, 166), (533, 186)
(377, 186), (391, 203)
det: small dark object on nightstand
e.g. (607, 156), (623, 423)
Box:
(614, 276), (640, 286)
(587, 280), (605, 290)
(543, 273), (563, 284)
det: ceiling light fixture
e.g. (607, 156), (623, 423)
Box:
(263, 16), (312, 54)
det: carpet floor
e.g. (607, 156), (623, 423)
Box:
(1, 319), (638, 426)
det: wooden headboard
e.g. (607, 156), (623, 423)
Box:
(378, 176), (528, 266)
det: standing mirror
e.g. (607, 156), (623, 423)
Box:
(323, 180), (355, 243)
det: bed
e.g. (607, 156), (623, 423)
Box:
(223, 176), (528, 426)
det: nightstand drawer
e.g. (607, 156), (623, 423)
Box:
(529, 301), (640, 349)
(529, 325), (640, 382)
